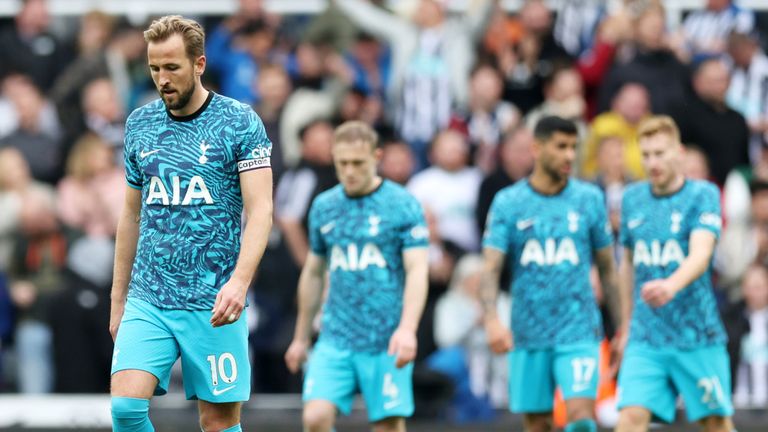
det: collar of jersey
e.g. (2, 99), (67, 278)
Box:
(166, 90), (214, 122)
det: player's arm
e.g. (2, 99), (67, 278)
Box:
(641, 230), (716, 308)
(211, 168), (273, 327)
(480, 247), (513, 354)
(285, 251), (327, 374)
(389, 247), (429, 368)
(594, 246), (628, 335)
(110, 186), (142, 341)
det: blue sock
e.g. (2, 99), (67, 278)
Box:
(220, 425), (242, 432)
(111, 397), (154, 432)
(565, 418), (597, 432)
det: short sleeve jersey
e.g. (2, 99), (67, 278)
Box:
(620, 180), (727, 349)
(123, 92), (272, 310)
(483, 179), (613, 349)
(308, 181), (429, 353)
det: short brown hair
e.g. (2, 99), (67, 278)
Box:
(333, 121), (379, 151)
(637, 115), (680, 144)
(143, 15), (205, 59)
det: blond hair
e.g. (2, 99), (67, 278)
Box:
(66, 133), (110, 181)
(333, 121), (379, 151)
(143, 15), (205, 59)
(637, 115), (681, 144)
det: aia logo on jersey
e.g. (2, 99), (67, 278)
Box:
(329, 243), (386, 271)
(520, 237), (579, 266)
(633, 239), (684, 267)
(145, 175), (213, 205)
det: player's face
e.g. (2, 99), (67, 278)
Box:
(147, 34), (205, 111)
(640, 133), (683, 188)
(332, 140), (382, 196)
(536, 131), (577, 182)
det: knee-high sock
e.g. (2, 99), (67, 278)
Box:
(111, 397), (154, 432)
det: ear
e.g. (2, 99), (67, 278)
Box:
(194, 55), (207, 77)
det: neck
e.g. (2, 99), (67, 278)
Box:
(349, 176), (382, 197)
(529, 168), (567, 195)
(651, 173), (685, 195)
(170, 83), (209, 117)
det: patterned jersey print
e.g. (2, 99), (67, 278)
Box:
(124, 92), (271, 310)
(620, 180), (727, 349)
(483, 179), (613, 349)
(309, 181), (429, 353)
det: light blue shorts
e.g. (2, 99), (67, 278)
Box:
(111, 297), (250, 403)
(617, 343), (733, 422)
(509, 343), (600, 413)
(303, 341), (414, 422)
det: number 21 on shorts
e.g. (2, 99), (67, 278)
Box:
(207, 353), (238, 386)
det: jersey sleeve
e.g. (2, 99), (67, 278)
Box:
(307, 198), (327, 257)
(590, 188), (613, 250)
(619, 188), (632, 248)
(482, 192), (512, 253)
(692, 183), (722, 238)
(236, 106), (272, 173)
(123, 114), (143, 190)
(400, 196), (429, 250)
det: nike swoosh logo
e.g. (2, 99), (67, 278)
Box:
(140, 149), (160, 158)
(383, 400), (401, 410)
(572, 383), (590, 393)
(212, 386), (236, 396)
(627, 218), (644, 229)
(320, 222), (335, 234)
(516, 219), (534, 230)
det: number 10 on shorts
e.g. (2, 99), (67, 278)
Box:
(207, 353), (238, 386)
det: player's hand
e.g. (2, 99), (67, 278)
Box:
(485, 316), (513, 354)
(388, 327), (417, 369)
(284, 339), (309, 374)
(640, 279), (678, 308)
(109, 299), (126, 342)
(210, 278), (248, 327)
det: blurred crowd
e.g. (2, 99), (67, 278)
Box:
(2, 0), (768, 421)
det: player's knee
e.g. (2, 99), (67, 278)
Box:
(700, 416), (732, 432)
(199, 412), (239, 431)
(302, 403), (335, 431)
(616, 407), (650, 432)
(372, 416), (405, 432)
(523, 413), (552, 432)
(111, 397), (153, 432)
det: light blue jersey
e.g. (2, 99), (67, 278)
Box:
(619, 180), (727, 349)
(483, 179), (613, 349)
(124, 92), (272, 310)
(308, 180), (429, 353)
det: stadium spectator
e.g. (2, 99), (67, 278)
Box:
(598, 2), (689, 116)
(592, 135), (633, 237)
(582, 82), (650, 180)
(677, 0), (755, 61)
(670, 57), (750, 185)
(408, 129), (483, 253)
(475, 126), (534, 235)
(56, 133), (123, 238)
(723, 263), (768, 408)
(275, 119), (337, 267)
(726, 29), (768, 162)
(336, 0), (495, 168)
(0, 74), (63, 184)
(379, 139), (416, 186)
(81, 78), (126, 157)
(255, 63), (291, 181)
(0, 0), (72, 91)
(525, 66), (588, 148)
(683, 144), (713, 181)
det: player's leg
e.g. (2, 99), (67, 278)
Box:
(669, 345), (733, 430)
(615, 344), (676, 432)
(198, 401), (242, 432)
(355, 350), (414, 427)
(302, 341), (357, 432)
(371, 416), (405, 432)
(173, 309), (250, 431)
(555, 343), (600, 432)
(111, 299), (180, 432)
(509, 348), (556, 432)
(698, 416), (735, 432)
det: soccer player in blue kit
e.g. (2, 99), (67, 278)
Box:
(284, 121), (430, 432)
(481, 116), (628, 432)
(109, 16), (273, 432)
(615, 116), (734, 432)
